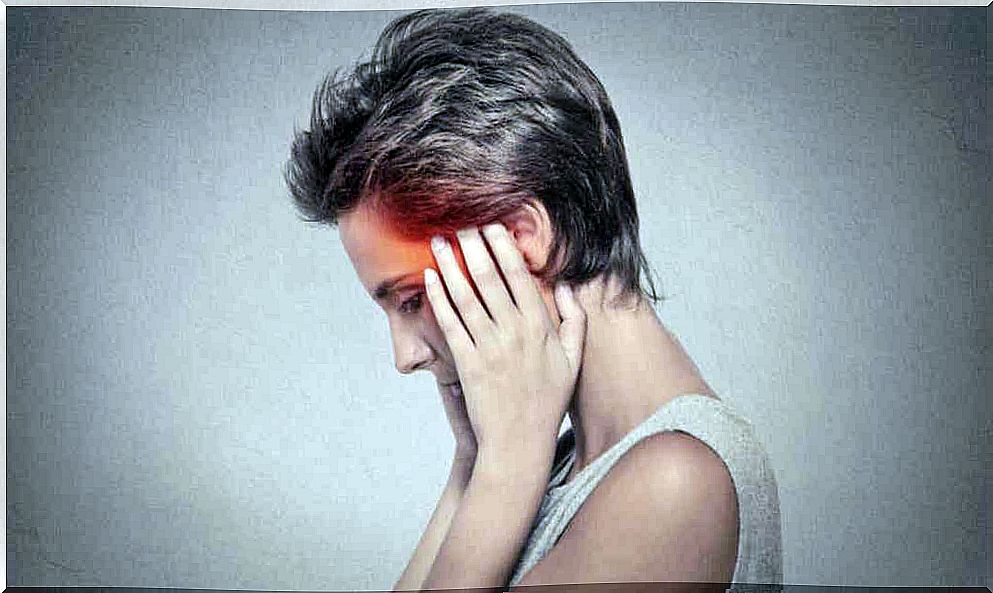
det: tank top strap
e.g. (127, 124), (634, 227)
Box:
(508, 392), (782, 587)
(549, 393), (746, 494)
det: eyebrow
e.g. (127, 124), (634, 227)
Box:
(372, 272), (422, 301)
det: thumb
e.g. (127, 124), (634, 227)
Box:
(554, 282), (587, 374)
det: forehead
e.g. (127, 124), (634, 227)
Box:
(338, 204), (434, 293)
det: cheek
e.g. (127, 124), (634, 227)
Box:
(421, 304), (443, 338)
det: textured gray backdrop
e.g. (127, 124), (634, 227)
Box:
(7, 4), (990, 589)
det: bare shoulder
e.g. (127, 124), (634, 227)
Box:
(618, 430), (737, 498)
(512, 431), (740, 588)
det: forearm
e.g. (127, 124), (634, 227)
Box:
(393, 459), (474, 592)
(419, 449), (553, 592)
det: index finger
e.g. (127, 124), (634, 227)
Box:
(423, 267), (476, 361)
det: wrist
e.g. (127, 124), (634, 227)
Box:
(449, 452), (476, 487)
(473, 440), (556, 485)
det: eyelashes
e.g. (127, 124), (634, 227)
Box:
(398, 292), (425, 315)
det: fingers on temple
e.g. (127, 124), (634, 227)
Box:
(430, 235), (492, 340)
(455, 227), (516, 323)
(481, 223), (546, 322)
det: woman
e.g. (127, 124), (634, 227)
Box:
(285, 8), (781, 592)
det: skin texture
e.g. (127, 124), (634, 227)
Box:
(339, 201), (739, 592)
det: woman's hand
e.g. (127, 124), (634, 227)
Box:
(436, 378), (477, 471)
(423, 223), (587, 469)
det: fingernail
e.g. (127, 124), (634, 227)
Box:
(424, 268), (438, 285)
(431, 236), (446, 252)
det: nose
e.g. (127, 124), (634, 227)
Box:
(390, 322), (434, 375)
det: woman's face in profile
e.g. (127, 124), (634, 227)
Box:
(339, 203), (460, 386)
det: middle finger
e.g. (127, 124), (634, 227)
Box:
(430, 234), (494, 342)
(455, 227), (517, 325)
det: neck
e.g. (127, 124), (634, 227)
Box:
(563, 281), (715, 477)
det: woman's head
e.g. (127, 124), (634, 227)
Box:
(285, 7), (660, 304)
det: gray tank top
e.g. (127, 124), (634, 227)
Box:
(508, 393), (782, 588)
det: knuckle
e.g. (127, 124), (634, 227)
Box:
(488, 348), (506, 366)
(503, 325), (527, 350)
(451, 288), (473, 311)
(472, 265), (498, 288)
(477, 345), (502, 367)
(523, 314), (545, 335)
(465, 310), (488, 330)
(511, 265), (532, 285)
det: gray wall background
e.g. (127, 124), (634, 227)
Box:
(7, 4), (990, 589)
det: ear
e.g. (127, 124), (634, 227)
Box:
(499, 200), (555, 274)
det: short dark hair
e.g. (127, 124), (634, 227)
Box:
(285, 7), (661, 305)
